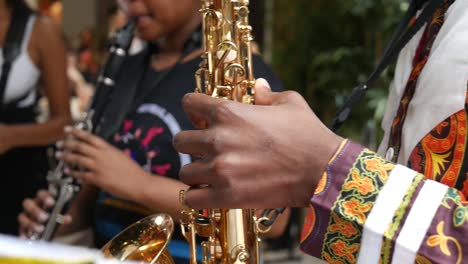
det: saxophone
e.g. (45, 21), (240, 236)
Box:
(86, 2), (274, 263)
(180, 1), (270, 263)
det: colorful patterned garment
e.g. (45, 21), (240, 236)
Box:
(408, 90), (468, 198)
(382, 0), (468, 199)
(387, 0), (451, 162)
(300, 1), (468, 263)
(300, 140), (467, 264)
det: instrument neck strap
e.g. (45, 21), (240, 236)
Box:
(331, 0), (445, 132)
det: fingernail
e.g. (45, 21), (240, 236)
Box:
(256, 78), (270, 89)
(38, 212), (49, 222)
(64, 126), (73, 133)
(56, 140), (63, 148)
(34, 225), (44, 233)
(45, 197), (55, 207)
(55, 151), (63, 159)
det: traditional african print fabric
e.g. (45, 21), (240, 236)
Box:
(382, 0), (468, 199)
(377, 0), (468, 165)
(408, 89), (468, 199)
(300, 140), (468, 264)
(300, 0), (468, 262)
(387, 0), (452, 162)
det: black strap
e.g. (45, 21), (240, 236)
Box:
(0, 7), (31, 108)
(262, 0), (445, 230)
(331, 0), (445, 132)
(96, 25), (202, 140)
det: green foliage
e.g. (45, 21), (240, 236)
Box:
(271, 0), (406, 143)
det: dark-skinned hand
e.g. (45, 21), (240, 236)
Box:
(174, 78), (343, 209)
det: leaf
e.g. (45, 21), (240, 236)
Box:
(453, 207), (468, 227)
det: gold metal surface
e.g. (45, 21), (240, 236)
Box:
(181, 1), (262, 263)
(102, 214), (175, 264)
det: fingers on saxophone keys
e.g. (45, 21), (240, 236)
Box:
(182, 93), (233, 127)
(174, 130), (211, 156)
(184, 187), (219, 209)
(179, 159), (213, 186)
(174, 129), (229, 157)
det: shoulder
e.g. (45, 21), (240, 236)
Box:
(33, 16), (60, 37)
(252, 54), (284, 92)
(31, 16), (64, 50)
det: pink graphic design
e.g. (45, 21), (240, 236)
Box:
(123, 120), (134, 133)
(135, 128), (142, 139)
(153, 164), (172, 176)
(114, 118), (172, 176)
(142, 127), (164, 148)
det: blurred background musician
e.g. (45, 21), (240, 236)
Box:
(0, 0), (70, 235)
(18, 0), (289, 262)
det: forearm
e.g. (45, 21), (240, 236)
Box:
(301, 140), (467, 263)
(6, 115), (71, 148)
(131, 172), (188, 222)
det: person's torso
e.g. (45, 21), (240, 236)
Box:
(0, 15), (40, 112)
(92, 49), (284, 262)
(379, 0), (468, 198)
(93, 56), (200, 247)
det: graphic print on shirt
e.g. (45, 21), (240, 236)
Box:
(98, 103), (191, 214)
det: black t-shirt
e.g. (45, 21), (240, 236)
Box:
(93, 53), (283, 262)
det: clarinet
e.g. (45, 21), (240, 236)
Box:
(31, 20), (137, 241)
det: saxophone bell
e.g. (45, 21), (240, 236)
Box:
(101, 214), (175, 264)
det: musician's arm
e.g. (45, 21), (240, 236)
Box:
(1, 16), (71, 151)
(300, 140), (468, 263)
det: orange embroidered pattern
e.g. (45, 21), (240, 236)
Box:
(300, 140), (349, 243)
(409, 90), (468, 198)
(329, 240), (360, 263)
(321, 149), (394, 262)
(300, 205), (317, 243)
(344, 169), (376, 195)
(328, 213), (359, 238)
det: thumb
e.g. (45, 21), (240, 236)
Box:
(254, 78), (274, 106)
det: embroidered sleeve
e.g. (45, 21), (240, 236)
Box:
(300, 140), (468, 263)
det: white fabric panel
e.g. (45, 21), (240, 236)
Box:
(391, 180), (448, 263)
(357, 165), (417, 264)
(378, 0), (468, 164)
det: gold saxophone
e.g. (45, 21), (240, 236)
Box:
(103, 1), (269, 263)
(179, 1), (269, 263)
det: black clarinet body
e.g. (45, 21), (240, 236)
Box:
(31, 20), (137, 241)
